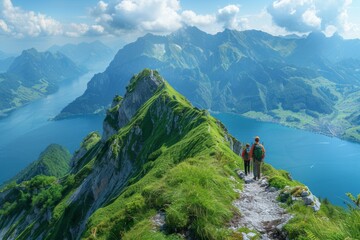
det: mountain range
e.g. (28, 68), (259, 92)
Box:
(1, 70), (358, 239)
(0, 48), (84, 117)
(57, 27), (360, 142)
(48, 41), (115, 69)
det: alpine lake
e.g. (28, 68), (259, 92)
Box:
(1, 73), (359, 207)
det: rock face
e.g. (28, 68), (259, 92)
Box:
(0, 69), (244, 239)
(280, 186), (321, 212)
(102, 69), (164, 140)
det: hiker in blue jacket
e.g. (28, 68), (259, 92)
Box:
(250, 136), (266, 180)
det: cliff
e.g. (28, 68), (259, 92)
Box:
(0, 69), (358, 240)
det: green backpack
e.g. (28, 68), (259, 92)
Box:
(253, 144), (263, 161)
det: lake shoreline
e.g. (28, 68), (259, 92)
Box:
(213, 111), (360, 207)
(209, 109), (360, 145)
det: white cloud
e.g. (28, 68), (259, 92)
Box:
(91, 0), (182, 34)
(90, 1), (251, 36)
(66, 23), (106, 37)
(0, 0), (63, 37)
(0, 19), (9, 33)
(217, 5), (244, 30)
(302, 8), (321, 28)
(181, 10), (215, 27)
(267, 0), (356, 35)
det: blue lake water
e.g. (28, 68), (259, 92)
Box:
(0, 72), (359, 207)
(0, 71), (104, 184)
(213, 112), (360, 207)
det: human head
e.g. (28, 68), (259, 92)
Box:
(254, 136), (260, 142)
(246, 143), (250, 147)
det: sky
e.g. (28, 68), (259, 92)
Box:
(1, 0), (360, 53)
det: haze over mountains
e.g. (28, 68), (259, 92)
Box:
(48, 41), (115, 69)
(57, 27), (360, 142)
(0, 48), (84, 117)
(0, 51), (15, 72)
(0, 41), (115, 118)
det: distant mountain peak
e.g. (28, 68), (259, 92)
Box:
(21, 47), (39, 56)
(47, 41), (114, 68)
(170, 25), (210, 40)
(306, 31), (326, 40)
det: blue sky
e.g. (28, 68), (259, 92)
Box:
(1, 0), (360, 53)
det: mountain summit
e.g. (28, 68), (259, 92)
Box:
(57, 27), (360, 142)
(0, 69), (243, 239)
(1, 69), (359, 239)
(0, 48), (83, 117)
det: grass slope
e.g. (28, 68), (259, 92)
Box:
(8, 144), (72, 184)
(83, 88), (243, 239)
(0, 69), (359, 240)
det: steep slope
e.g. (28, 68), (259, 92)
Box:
(57, 27), (360, 141)
(0, 69), (243, 239)
(0, 48), (84, 117)
(48, 41), (115, 69)
(7, 144), (72, 184)
(1, 69), (359, 240)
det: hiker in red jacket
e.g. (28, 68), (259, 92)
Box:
(241, 143), (251, 176)
(250, 136), (266, 180)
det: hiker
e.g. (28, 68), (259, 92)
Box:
(241, 143), (251, 176)
(250, 136), (266, 180)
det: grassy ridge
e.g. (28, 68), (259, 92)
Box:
(82, 77), (244, 239)
(5, 144), (72, 185)
(1, 69), (359, 239)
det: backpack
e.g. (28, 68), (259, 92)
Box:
(253, 144), (263, 161)
(243, 148), (250, 160)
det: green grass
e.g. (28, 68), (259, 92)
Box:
(6, 144), (72, 185)
(260, 161), (360, 239)
(260, 166), (360, 239)
(262, 164), (302, 189)
(79, 70), (243, 239)
(2, 69), (360, 240)
(281, 200), (360, 239)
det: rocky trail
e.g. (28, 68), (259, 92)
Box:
(231, 172), (292, 240)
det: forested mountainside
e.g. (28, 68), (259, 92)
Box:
(57, 27), (360, 142)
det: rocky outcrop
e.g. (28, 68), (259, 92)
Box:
(217, 120), (242, 155)
(231, 174), (292, 240)
(52, 69), (196, 238)
(102, 69), (164, 140)
(280, 186), (321, 212)
(1, 69), (308, 240)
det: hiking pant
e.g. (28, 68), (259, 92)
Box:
(253, 160), (262, 179)
(244, 160), (250, 175)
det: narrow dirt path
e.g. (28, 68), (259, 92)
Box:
(231, 173), (292, 240)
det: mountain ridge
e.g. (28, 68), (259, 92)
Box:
(0, 69), (243, 239)
(56, 27), (360, 142)
(4, 144), (72, 186)
(0, 69), (359, 239)
(0, 48), (84, 117)
(48, 41), (115, 69)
